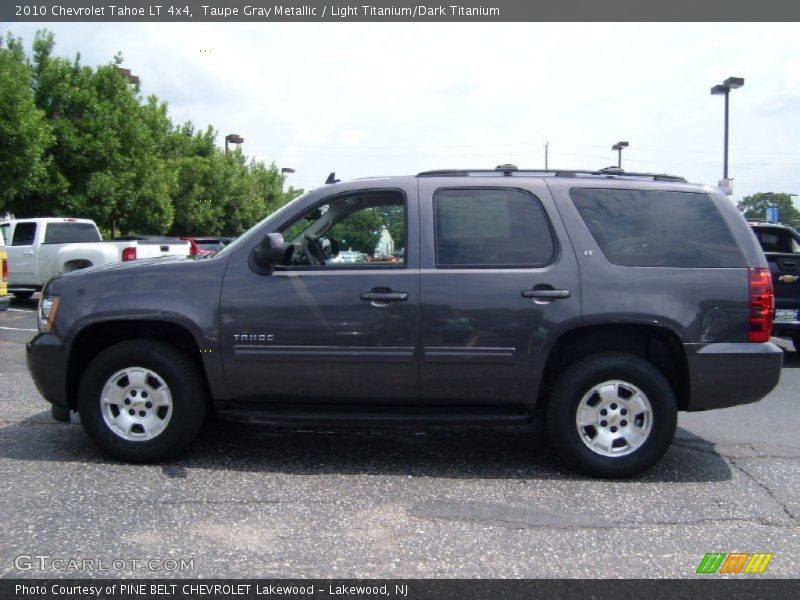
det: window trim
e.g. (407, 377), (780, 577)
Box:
(432, 186), (558, 270)
(274, 187), (409, 272)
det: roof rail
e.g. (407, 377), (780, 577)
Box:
(416, 166), (687, 183)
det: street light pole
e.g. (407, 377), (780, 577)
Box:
(710, 76), (744, 193)
(611, 141), (629, 168)
(224, 133), (244, 155)
(280, 167), (295, 191)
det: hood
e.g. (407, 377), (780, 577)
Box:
(55, 254), (192, 281)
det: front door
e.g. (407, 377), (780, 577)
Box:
(418, 179), (581, 406)
(220, 185), (419, 405)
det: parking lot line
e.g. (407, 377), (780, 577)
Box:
(0, 326), (37, 332)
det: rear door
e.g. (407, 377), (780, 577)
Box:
(5, 221), (39, 286)
(418, 178), (581, 406)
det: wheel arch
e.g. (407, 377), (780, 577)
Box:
(538, 323), (690, 411)
(66, 320), (212, 411)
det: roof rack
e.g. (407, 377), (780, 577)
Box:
(416, 165), (687, 183)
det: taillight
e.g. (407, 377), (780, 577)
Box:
(122, 247), (137, 262)
(748, 267), (774, 342)
(2, 258), (7, 281)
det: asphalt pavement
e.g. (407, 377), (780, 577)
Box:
(1, 296), (798, 578)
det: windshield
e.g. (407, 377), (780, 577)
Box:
(213, 190), (313, 259)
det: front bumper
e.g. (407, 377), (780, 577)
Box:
(26, 332), (70, 409)
(685, 342), (783, 411)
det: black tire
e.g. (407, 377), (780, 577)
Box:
(546, 352), (677, 478)
(793, 334), (800, 354)
(78, 340), (207, 463)
(12, 291), (34, 300)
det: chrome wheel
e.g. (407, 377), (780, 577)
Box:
(575, 379), (653, 457)
(100, 367), (173, 441)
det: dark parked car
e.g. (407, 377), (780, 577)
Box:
(749, 222), (800, 352)
(27, 167), (783, 477)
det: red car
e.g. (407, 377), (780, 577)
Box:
(180, 237), (231, 258)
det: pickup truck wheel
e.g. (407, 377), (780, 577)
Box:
(78, 340), (207, 463)
(547, 353), (677, 478)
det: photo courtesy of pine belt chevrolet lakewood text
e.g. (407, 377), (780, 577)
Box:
(26, 166), (783, 478)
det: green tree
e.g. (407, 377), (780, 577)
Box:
(330, 208), (383, 254)
(738, 192), (800, 227)
(0, 34), (53, 213)
(168, 124), (227, 235)
(25, 30), (176, 233)
(2, 30), (301, 237)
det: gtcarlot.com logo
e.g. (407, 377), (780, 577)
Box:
(696, 552), (773, 574)
(14, 554), (194, 573)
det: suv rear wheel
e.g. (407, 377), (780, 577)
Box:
(547, 352), (677, 478)
(78, 340), (207, 462)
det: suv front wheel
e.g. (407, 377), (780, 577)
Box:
(547, 352), (677, 478)
(78, 340), (207, 462)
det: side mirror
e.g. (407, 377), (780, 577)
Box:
(250, 233), (287, 275)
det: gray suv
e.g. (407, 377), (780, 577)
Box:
(27, 167), (783, 477)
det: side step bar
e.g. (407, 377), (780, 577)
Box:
(218, 403), (535, 427)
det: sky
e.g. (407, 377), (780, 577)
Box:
(4, 21), (800, 206)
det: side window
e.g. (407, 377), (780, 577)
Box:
(0, 223), (8, 246)
(11, 222), (37, 246)
(434, 188), (555, 268)
(754, 228), (800, 254)
(570, 188), (744, 268)
(43, 223), (102, 244)
(278, 190), (406, 268)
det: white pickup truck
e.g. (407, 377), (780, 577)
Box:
(0, 218), (191, 299)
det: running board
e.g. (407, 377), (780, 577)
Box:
(218, 403), (534, 426)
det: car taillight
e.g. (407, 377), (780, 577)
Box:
(2, 258), (7, 281)
(748, 267), (774, 343)
(122, 247), (137, 262)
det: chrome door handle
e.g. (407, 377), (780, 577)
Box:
(360, 291), (408, 302)
(521, 289), (570, 299)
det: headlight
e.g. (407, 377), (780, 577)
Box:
(38, 295), (60, 333)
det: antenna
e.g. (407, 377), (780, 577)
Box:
(325, 172), (340, 184)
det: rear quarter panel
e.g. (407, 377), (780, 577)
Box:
(547, 180), (752, 344)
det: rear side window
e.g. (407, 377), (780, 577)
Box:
(434, 188), (555, 268)
(570, 188), (744, 268)
(11, 222), (37, 246)
(752, 227), (800, 254)
(43, 223), (102, 244)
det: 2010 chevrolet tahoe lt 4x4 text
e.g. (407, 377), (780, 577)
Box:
(26, 167), (783, 477)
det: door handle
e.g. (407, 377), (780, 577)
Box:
(360, 290), (408, 302)
(23, 251), (35, 256)
(521, 289), (570, 299)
